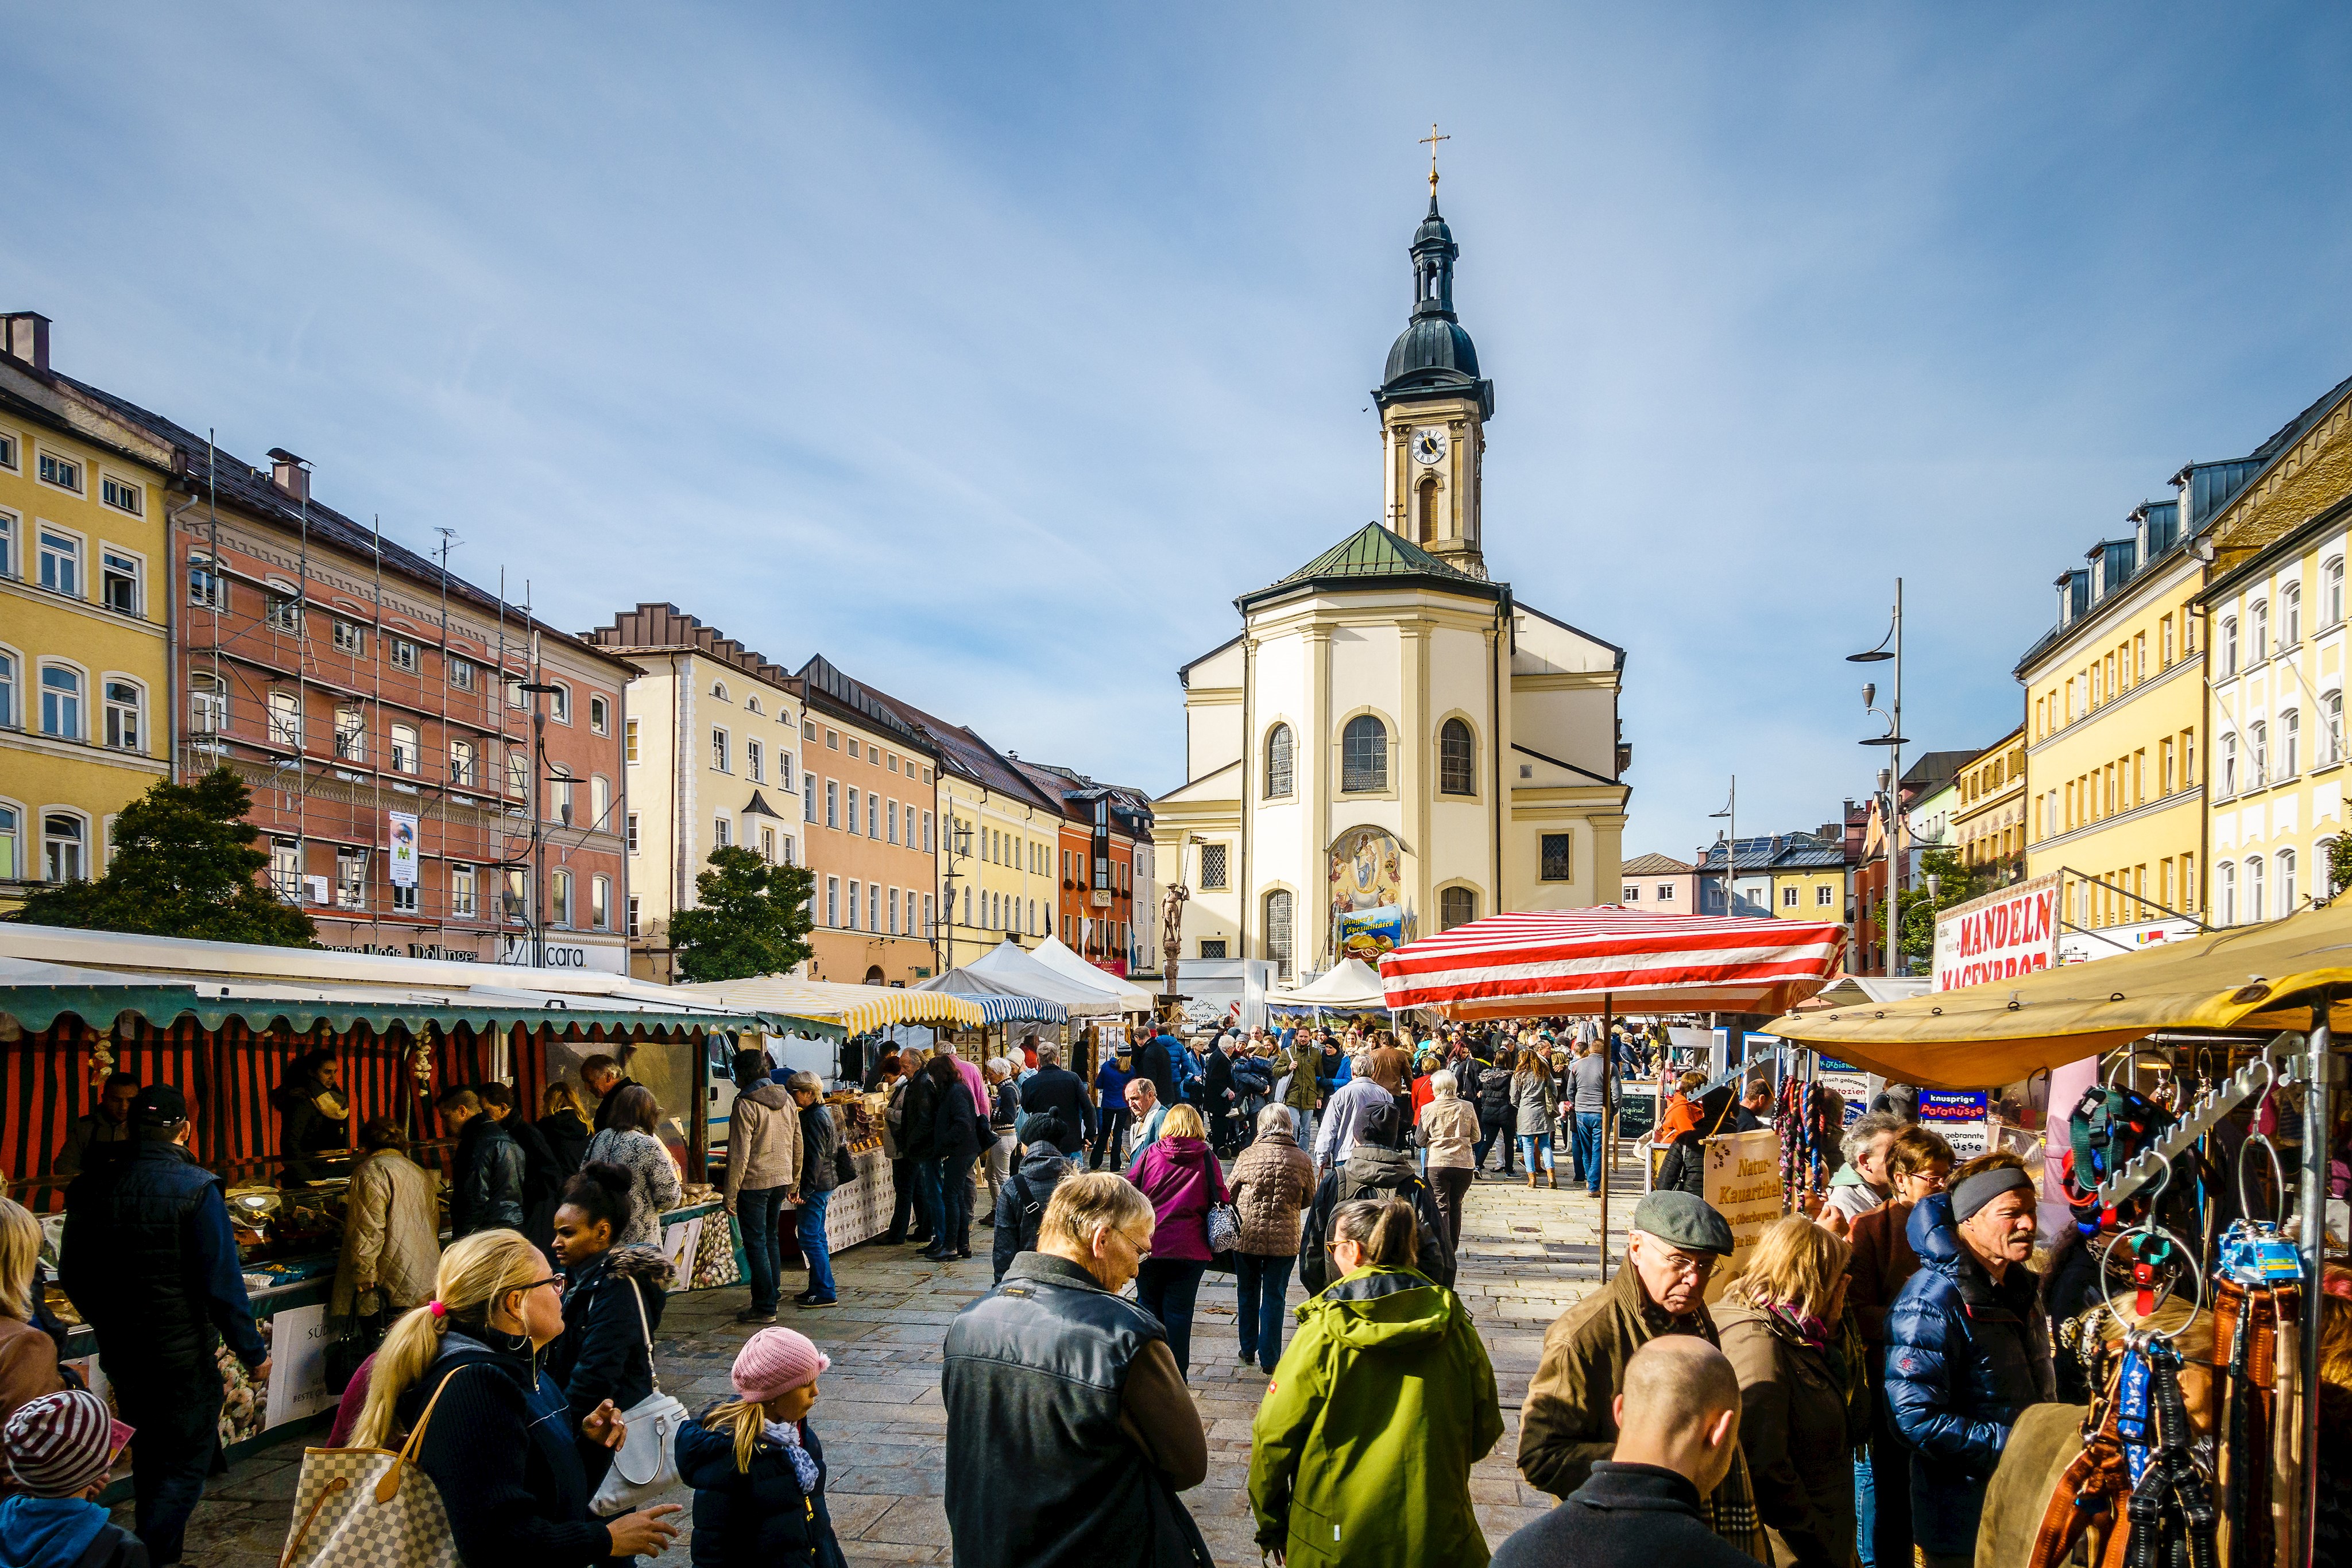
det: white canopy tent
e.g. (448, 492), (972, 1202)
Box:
(1025, 936), (1155, 1012)
(962, 940), (1129, 1017)
(1268, 957), (1390, 1012)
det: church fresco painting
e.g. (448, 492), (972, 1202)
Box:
(1330, 826), (1409, 958)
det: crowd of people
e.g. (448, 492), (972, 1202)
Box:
(27, 1024), (2352, 1568)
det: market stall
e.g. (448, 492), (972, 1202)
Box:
(1380, 905), (1849, 1276)
(671, 975), (989, 1250)
(1767, 903), (2352, 1567)
(1268, 957), (1391, 1022)
(0, 921), (761, 1465)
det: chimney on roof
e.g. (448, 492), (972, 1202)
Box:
(266, 448), (310, 504)
(2, 313), (51, 372)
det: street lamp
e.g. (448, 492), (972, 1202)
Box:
(1849, 580), (1905, 976)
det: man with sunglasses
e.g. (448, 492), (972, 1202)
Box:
(1518, 1191), (1763, 1554)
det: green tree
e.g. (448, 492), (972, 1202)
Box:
(667, 845), (816, 983)
(2331, 837), (2352, 905)
(1896, 846), (1988, 966)
(13, 768), (317, 946)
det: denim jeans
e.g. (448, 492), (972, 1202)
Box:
(1135, 1257), (1208, 1378)
(796, 1189), (835, 1298)
(911, 1156), (943, 1241)
(1233, 1252), (1295, 1372)
(737, 1184), (790, 1310)
(1573, 1111), (1604, 1194)
(1518, 1132), (1553, 1171)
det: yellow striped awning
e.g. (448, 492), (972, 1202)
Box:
(670, 975), (985, 1035)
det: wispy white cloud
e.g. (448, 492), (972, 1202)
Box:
(6, 1), (2350, 842)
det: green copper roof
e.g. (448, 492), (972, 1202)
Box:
(1239, 523), (1502, 612)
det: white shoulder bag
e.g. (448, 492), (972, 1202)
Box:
(587, 1276), (688, 1516)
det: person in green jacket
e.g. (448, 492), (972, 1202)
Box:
(1248, 1195), (1503, 1567)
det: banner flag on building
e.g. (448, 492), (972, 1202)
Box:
(388, 812), (419, 888)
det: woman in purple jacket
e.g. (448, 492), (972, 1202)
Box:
(1127, 1104), (1229, 1379)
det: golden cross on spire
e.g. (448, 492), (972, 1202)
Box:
(1421, 123), (1449, 192)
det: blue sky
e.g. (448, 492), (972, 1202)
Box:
(8, 4), (2351, 859)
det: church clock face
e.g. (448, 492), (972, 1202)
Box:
(1411, 427), (1448, 466)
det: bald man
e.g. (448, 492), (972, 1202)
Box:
(1491, 1337), (1755, 1568)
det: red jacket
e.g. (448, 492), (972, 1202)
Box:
(1130, 1136), (1229, 1263)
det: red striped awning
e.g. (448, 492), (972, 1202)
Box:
(1378, 907), (1849, 1019)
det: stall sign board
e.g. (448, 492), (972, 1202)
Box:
(1816, 1058), (1871, 1128)
(1701, 1129), (1784, 1299)
(1616, 1091), (1655, 1142)
(1932, 872), (2059, 992)
(1918, 1089), (1991, 1160)
(262, 1302), (336, 1428)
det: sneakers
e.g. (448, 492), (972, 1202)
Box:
(794, 1291), (839, 1308)
(735, 1306), (777, 1324)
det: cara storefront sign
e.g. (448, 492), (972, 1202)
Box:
(1932, 872), (2059, 992)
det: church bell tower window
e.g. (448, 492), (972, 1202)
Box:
(1417, 476), (1439, 544)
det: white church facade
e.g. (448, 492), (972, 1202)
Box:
(1156, 185), (1630, 981)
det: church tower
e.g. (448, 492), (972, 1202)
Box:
(1375, 181), (1494, 579)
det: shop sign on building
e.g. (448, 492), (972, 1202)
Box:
(1932, 873), (2059, 992)
(2056, 916), (2200, 965)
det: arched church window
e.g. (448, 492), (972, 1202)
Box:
(1440, 886), (1477, 931)
(1341, 715), (1388, 793)
(1264, 724), (1294, 797)
(1263, 889), (1294, 981)
(1440, 718), (1474, 795)
(1417, 475), (1438, 544)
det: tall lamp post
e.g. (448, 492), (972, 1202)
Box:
(1851, 580), (1906, 975)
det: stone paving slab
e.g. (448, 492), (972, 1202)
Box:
(153, 1156), (1633, 1565)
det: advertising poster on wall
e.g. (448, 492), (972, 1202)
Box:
(1701, 1128), (1784, 1298)
(387, 811), (419, 889)
(1932, 873), (2059, 992)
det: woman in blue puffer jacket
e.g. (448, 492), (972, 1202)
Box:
(1881, 1155), (2055, 1568)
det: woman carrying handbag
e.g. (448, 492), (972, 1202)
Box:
(546, 1163), (678, 1533)
(304, 1229), (681, 1567)
(1127, 1104), (1230, 1381)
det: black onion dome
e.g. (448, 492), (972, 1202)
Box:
(1384, 316), (1480, 386)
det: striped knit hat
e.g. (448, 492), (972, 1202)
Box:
(4, 1389), (132, 1498)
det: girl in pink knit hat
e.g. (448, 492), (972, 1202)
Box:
(673, 1327), (846, 1566)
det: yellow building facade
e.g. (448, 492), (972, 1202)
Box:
(2195, 374), (2352, 923)
(1953, 726), (2027, 881)
(2020, 497), (2210, 932)
(0, 319), (177, 907)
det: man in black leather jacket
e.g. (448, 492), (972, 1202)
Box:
(61, 1085), (269, 1566)
(438, 1087), (526, 1237)
(943, 1170), (1209, 1568)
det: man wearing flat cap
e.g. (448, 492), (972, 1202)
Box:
(1883, 1150), (2055, 1567)
(1518, 1190), (1765, 1557)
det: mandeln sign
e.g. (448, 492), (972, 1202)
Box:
(1932, 872), (2060, 992)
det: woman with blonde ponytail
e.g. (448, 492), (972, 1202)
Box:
(351, 1230), (682, 1565)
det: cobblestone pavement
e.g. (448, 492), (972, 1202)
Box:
(162, 1148), (1633, 1567)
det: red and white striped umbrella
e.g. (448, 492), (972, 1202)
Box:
(1378, 906), (1848, 1019)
